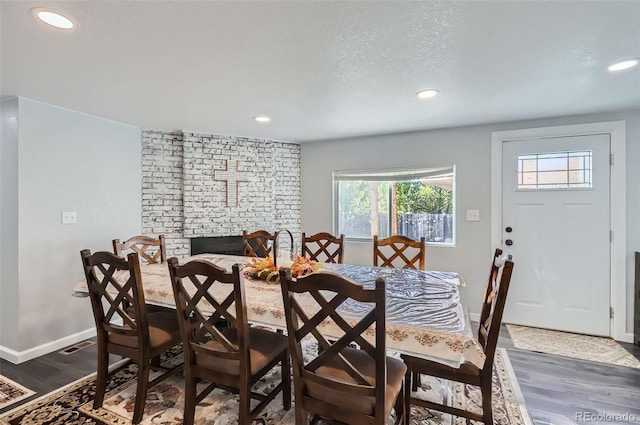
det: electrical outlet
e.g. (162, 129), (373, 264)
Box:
(466, 209), (480, 221)
(62, 211), (77, 224)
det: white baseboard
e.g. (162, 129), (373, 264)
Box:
(621, 332), (634, 344)
(469, 312), (480, 323)
(0, 328), (96, 364)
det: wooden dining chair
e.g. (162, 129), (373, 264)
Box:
(113, 234), (172, 314)
(279, 268), (406, 425)
(80, 249), (182, 424)
(113, 234), (167, 264)
(241, 229), (276, 258)
(301, 232), (345, 263)
(401, 249), (514, 425)
(373, 234), (426, 270)
(167, 258), (291, 425)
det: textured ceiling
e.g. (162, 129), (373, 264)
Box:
(1, 1), (639, 142)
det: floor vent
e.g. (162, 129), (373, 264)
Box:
(58, 340), (96, 355)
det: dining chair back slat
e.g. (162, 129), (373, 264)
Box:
(113, 235), (167, 264)
(241, 230), (275, 258)
(301, 232), (345, 264)
(373, 235), (426, 270)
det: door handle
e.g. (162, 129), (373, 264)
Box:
(505, 239), (513, 246)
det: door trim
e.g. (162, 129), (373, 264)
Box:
(491, 121), (628, 342)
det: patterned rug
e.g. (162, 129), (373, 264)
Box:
(0, 348), (531, 425)
(506, 324), (640, 369)
(0, 376), (35, 410)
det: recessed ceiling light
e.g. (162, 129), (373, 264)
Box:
(416, 89), (439, 99)
(32, 8), (74, 29)
(608, 59), (638, 72)
(254, 116), (271, 123)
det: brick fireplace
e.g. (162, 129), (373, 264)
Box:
(141, 130), (301, 258)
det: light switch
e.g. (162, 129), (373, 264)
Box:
(466, 209), (480, 221)
(62, 211), (77, 224)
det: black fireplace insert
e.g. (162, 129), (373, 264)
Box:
(190, 236), (243, 256)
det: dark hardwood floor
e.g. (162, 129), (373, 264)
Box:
(1, 326), (639, 424)
(498, 325), (640, 425)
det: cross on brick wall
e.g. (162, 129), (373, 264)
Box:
(214, 159), (249, 206)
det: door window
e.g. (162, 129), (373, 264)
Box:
(517, 150), (592, 190)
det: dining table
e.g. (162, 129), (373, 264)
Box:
(73, 253), (486, 369)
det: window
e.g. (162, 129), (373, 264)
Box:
(334, 167), (455, 244)
(517, 150), (592, 190)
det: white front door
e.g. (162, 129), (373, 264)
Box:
(501, 134), (611, 336)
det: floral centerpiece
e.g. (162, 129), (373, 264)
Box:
(244, 257), (280, 282)
(244, 255), (322, 283)
(289, 255), (323, 277)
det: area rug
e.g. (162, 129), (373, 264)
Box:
(506, 324), (640, 369)
(0, 376), (35, 410)
(0, 348), (531, 425)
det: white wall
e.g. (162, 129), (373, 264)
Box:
(1, 97), (19, 350)
(0, 97), (142, 362)
(301, 109), (640, 335)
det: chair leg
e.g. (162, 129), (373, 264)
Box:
(294, 403), (306, 425)
(481, 381), (494, 425)
(281, 355), (291, 410)
(151, 354), (161, 368)
(393, 384), (405, 425)
(183, 373), (197, 425)
(132, 361), (150, 424)
(411, 371), (420, 392)
(93, 346), (108, 409)
(404, 368), (412, 425)
(238, 381), (251, 425)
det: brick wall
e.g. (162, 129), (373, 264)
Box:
(141, 131), (190, 256)
(141, 130), (301, 258)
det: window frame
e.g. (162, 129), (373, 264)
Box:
(332, 166), (456, 246)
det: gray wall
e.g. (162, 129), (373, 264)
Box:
(0, 97), (142, 362)
(1, 99), (636, 361)
(301, 109), (640, 335)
